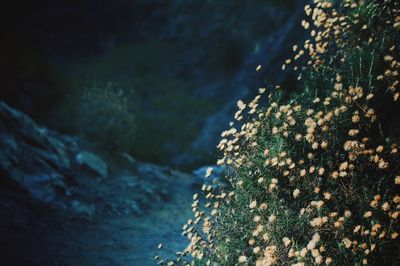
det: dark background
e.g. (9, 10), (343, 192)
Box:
(0, 0), (304, 170)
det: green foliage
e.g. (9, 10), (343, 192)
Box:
(58, 82), (137, 153)
(78, 82), (137, 152)
(158, 1), (400, 265)
(50, 41), (216, 164)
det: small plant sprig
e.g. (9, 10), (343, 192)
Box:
(75, 82), (137, 153)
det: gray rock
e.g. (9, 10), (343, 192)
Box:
(193, 165), (227, 189)
(175, 1), (306, 167)
(0, 100), (193, 222)
(76, 151), (108, 178)
(71, 200), (96, 218)
(0, 101), (73, 208)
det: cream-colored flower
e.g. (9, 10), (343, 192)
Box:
(307, 240), (316, 250)
(300, 169), (307, 176)
(309, 165), (316, 173)
(288, 248), (295, 258)
(370, 200), (378, 208)
(238, 255), (247, 263)
(363, 211), (372, 218)
(323, 192), (331, 200)
(237, 100), (246, 110)
(318, 167), (325, 176)
(283, 237), (292, 247)
(312, 142), (319, 150)
(339, 161), (348, 171)
(293, 189), (301, 198)
(343, 238), (352, 248)
(260, 203), (268, 210)
(348, 129), (359, 136)
(315, 256), (323, 265)
(300, 247), (308, 257)
(393, 195), (400, 204)
(321, 141), (328, 149)
(205, 167), (213, 178)
(366, 93), (374, 100)
(269, 214), (277, 223)
(352, 114), (360, 123)
(376, 145), (384, 153)
(354, 225), (362, 233)
(381, 202), (390, 211)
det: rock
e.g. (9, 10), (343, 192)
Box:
(121, 175), (138, 188)
(0, 99), (197, 266)
(0, 101), (74, 209)
(76, 151), (108, 178)
(0, 100), (193, 222)
(173, 1), (306, 167)
(71, 200), (96, 219)
(193, 165), (227, 189)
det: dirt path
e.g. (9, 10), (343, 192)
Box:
(3, 173), (196, 266)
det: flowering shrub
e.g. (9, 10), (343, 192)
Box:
(158, 0), (400, 265)
(74, 82), (137, 152)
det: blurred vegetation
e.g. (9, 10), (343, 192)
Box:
(1, 0), (303, 167)
(52, 40), (217, 163)
(159, 0), (400, 265)
(64, 82), (137, 153)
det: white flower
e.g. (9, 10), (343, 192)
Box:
(238, 255), (247, 263)
(343, 238), (352, 248)
(293, 189), (300, 198)
(269, 214), (277, 223)
(283, 237), (292, 247)
(253, 246), (261, 254)
(307, 240), (316, 250)
(249, 200), (257, 209)
(205, 167), (213, 178)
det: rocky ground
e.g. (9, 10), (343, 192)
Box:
(1, 172), (195, 266)
(0, 101), (198, 265)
